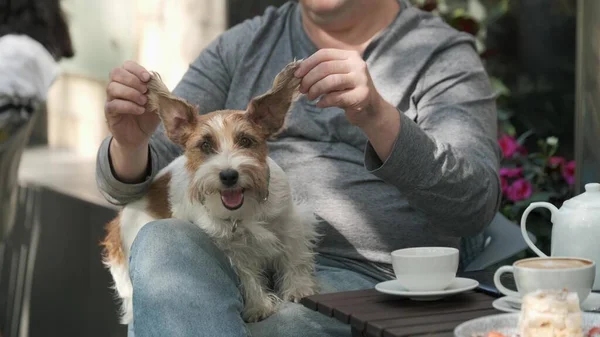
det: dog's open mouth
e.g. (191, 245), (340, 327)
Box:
(220, 188), (244, 210)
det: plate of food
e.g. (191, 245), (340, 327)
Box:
(455, 289), (600, 337)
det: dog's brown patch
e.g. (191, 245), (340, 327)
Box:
(101, 214), (125, 265)
(100, 173), (172, 264)
(146, 172), (173, 219)
(247, 60), (302, 138)
(146, 73), (198, 146)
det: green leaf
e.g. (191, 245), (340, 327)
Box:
(490, 77), (511, 97)
(516, 130), (534, 146)
(500, 205), (516, 221)
(513, 192), (557, 209)
(497, 108), (514, 121)
(452, 8), (467, 18)
(506, 124), (516, 137)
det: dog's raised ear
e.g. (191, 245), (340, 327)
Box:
(246, 60), (302, 138)
(146, 72), (198, 146)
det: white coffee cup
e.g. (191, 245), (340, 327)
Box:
(493, 256), (596, 303)
(391, 247), (459, 291)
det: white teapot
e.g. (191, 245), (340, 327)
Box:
(521, 183), (600, 290)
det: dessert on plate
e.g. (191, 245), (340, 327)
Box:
(475, 289), (600, 337)
(518, 289), (583, 337)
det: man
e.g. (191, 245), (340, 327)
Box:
(96, 0), (501, 336)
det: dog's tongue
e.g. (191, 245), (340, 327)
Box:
(221, 189), (244, 209)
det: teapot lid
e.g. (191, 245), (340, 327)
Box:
(563, 183), (600, 209)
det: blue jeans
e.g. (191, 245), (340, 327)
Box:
(127, 219), (379, 337)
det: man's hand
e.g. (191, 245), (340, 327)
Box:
(295, 49), (401, 161)
(105, 61), (160, 182)
(105, 61), (160, 150)
(294, 49), (387, 128)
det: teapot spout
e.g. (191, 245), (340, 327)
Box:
(520, 202), (559, 257)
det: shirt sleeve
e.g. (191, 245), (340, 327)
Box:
(364, 38), (502, 237)
(95, 20), (257, 205)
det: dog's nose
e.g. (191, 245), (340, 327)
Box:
(219, 169), (239, 187)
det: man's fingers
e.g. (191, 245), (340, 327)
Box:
(105, 99), (146, 116)
(106, 82), (147, 106)
(300, 60), (351, 94)
(110, 67), (147, 94)
(295, 49), (353, 78)
(316, 89), (364, 110)
(306, 73), (355, 101)
(122, 60), (151, 82)
(316, 91), (348, 109)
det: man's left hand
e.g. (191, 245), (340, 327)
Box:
(294, 49), (385, 128)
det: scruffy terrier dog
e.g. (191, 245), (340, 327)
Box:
(101, 61), (319, 324)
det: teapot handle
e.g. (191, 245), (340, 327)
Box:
(520, 202), (559, 257)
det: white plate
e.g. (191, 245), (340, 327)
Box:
(374, 277), (479, 301)
(492, 297), (519, 313)
(454, 312), (600, 337)
(493, 292), (600, 313)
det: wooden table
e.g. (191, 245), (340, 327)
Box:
(301, 289), (501, 337)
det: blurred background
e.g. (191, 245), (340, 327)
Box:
(0, 0), (598, 336)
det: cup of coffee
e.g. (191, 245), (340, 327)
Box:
(493, 257), (596, 303)
(391, 247), (459, 291)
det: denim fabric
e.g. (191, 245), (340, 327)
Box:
(127, 219), (379, 337)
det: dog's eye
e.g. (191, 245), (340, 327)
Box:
(239, 137), (253, 148)
(200, 141), (212, 153)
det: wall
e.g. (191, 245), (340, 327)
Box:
(47, 0), (227, 158)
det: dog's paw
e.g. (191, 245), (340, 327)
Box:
(280, 282), (318, 303)
(242, 293), (279, 323)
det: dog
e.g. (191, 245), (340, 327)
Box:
(101, 60), (319, 324)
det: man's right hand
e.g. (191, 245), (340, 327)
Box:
(105, 61), (160, 183)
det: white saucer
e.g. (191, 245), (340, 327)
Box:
(492, 297), (519, 313)
(374, 277), (479, 301)
(493, 292), (600, 313)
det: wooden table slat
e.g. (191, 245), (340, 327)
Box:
(366, 308), (499, 337)
(335, 293), (491, 325)
(308, 289), (493, 318)
(306, 289), (383, 302)
(408, 332), (455, 337)
(316, 294), (392, 316)
(319, 291), (491, 311)
(348, 297), (494, 329)
(302, 288), (500, 337)
(299, 297), (318, 311)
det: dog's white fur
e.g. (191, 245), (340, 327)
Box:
(102, 61), (319, 324)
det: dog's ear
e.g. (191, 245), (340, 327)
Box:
(146, 72), (198, 146)
(246, 60), (302, 138)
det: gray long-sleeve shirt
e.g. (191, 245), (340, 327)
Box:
(96, 1), (501, 279)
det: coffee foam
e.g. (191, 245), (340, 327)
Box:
(517, 258), (591, 270)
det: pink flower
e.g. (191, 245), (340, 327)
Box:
(517, 146), (528, 156)
(506, 178), (533, 202)
(548, 156), (565, 168)
(500, 167), (523, 178)
(498, 135), (520, 158)
(450, 15), (480, 36)
(562, 160), (576, 186)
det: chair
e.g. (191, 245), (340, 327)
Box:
(464, 212), (537, 272)
(0, 102), (41, 337)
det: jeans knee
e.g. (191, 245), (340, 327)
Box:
(248, 302), (349, 337)
(131, 220), (194, 261)
(130, 219), (236, 282)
